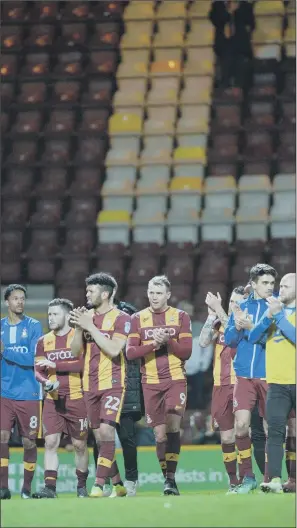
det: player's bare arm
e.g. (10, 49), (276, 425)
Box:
(70, 309), (126, 358)
(205, 292), (229, 329)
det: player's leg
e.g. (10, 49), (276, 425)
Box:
(250, 403), (266, 476)
(212, 386), (238, 492)
(117, 414), (138, 496)
(16, 400), (40, 499)
(261, 384), (291, 493)
(163, 380), (187, 495)
(32, 399), (63, 498)
(67, 397), (89, 498)
(90, 389), (126, 498)
(233, 377), (257, 493)
(0, 397), (15, 499)
(142, 384), (166, 477)
(284, 410), (296, 493)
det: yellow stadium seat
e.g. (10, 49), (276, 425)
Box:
(284, 25), (296, 44)
(117, 50), (149, 79)
(120, 21), (153, 49)
(97, 210), (131, 225)
(153, 20), (185, 48)
(108, 113), (142, 136)
(188, 0), (212, 19)
(180, 75), (212, 105)
(186, 21), (214, 47)
(255, 0), (285, 16)
(253, 17), (282, 44)
(113, 79), (147, 108)
(173, 146), (206, 165)
(156, 1), (187, 20)
(184, 48), (214, 76)
(287, 0), (296, 14)
(150, 59), (181, 76)
(170, 176), (202, 193)
(124, 1), (155, 21)
(147, 77), (179, 106)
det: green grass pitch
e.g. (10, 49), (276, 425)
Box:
(2, 491), (295, 527)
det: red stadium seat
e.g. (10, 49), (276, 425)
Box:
(54, 52), (83, 79)
(26, 230), (59, 260)
(1, 113), (9, 135)
(1, 82), (15, 106)
(75, 138), (106, 165)
(17, 82), (47, 105)
(78, 109), (109, 135)
(2, 26), (22, 52)
(130, 243), (162, 259)
(30, 200), (62, 228)
(280, 101), (295, 130)
(198, 241), (230, 257)
(56, 260), (90, 286)
(2, 168), (33, 198)
(1, 231), (22, 263)
(35, 168), (68, 197)
(69, 168), (103, 197)
(278, 132), (296, 160)
(60, 2), (91, 22)
(94, 242), (126, 261)
(65, 199), (98, 227)
(30, 2), (58, 22)
(1, 2), (27, 23)
(27, 260), (55, 282)
(212, 104), (241, 132)
(20, 53), (49, 79)
(196, 256), (229, 283)
(250, 72), (277, 100)
(1, 55), (18, 79)
(193, 282), (228, 311)
(245, 101), (275, 130)
(270, 254), (296, 276)
(170, 284), (192, 307)
(88, 51), (117, 75)
(6, 141), (37, 165)
(242, 162), (271, 175)
(231, 255), (265, 284)
(208, 133), (239, 163)
(60, 229), (94, 259)
(11, 111), (42, 137)
(52, 81), (80, 105)
(2, 261), (22, 283)
(164, 257), (194, 284)
(44, 110), (75, 137)
(56, 287), (86, 307)
(127, 258), (160, 284)
(208, 163), (237, 178)
(243, 131), (273, 160)
(166, 242), (195, 257)
(234, 240), (267, 257)
(91, 259), (124, 283)
(2, 200), (28, 230)
(90, 23), (120, 49)
(125, 285), (149, 311)
(82, 79), (113, 106)
(41, 140), (71, 165)
(269, 238), (296, 255)
(59, 24), (87, 47)
(26, 25), (55, 49)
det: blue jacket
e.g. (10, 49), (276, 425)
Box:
(249, 307), (296, 346)
(1, 315), (43, 400)
(224, 294), (268, 379)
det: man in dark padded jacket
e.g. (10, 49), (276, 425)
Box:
(93, 300), (143, 497)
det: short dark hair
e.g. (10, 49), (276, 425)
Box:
(4, 284), (27, 301)
(86, 272), (117, 299)
(250, 264), (278, 283)
(48, 298), (74, 313)
(232, 286), (245, 296)
(117, 300), (137, 316)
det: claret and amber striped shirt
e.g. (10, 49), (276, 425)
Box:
(213, 325), (236, 387)
(127, 306), (192, 385)
(82, 307), (131, 393)
(35, 328), (83, 400)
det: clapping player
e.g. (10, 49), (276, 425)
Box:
(33, 299), (89, 499)
(0, 284), (43, 500)
(126, 276), (192, 496)
(70, 273), (131, 498)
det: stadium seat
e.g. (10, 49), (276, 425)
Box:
(26, 230), (59, 260)
(132, 209), (165, 245)
(101, 175), (134, 212)
(150, 50), (182, 77)
(59, 23), (87, 48)
(20, 53), (50, 79)
(42, 140), (71, 165)
(231, 255), (264, 283)
(136, 165), (169, 195)
(173, 145), (206, 165)
(57, 287), (86, 307)
(68, 168), (102, 197)
(123, 1), (155, 22)
(156, 1), (186, 20)
(2, 168), (33, 198)
(2, 1), (28, 23)
(140, 135), (173, 165)
(272, 174), (295, 192)
(90, 22), (120, 49)
(250, 72), (276, 100)
(186, 20), (214, 47)
(11, 111), (42, 137)
(2, 26), (23, 52)
(121, 21), (152, 49)
(2, 200), (29, 230)
(97, 210), (131, 246)
(167, 208), (200, 244)
(184, 48), (214, 77)
(44, 110), (75, 137)
(56, 260), (90, 286)
(270, 191), (296, 238)
(279, 101), (295, 130)
(88, 51), (118, 75)
(212, 104), (241, 131)
(164, 256), (194, 284)
(78, 109), (109, 135)
(27, 260), (55, 283)
(1, 55), (18, 79)
(254, 1), (284, 16)
(105, 137), (140, 166)
(170, 176), (202, 210)
(52, 81), (80, 105)
(65, 199), (98, 227)
(153, 20), (185, 48)
(243, 131), (273, 161)
(245, 101), (275, 130)
(170, 284), (192, 307)
(75, 138), (106, 165)
(61, 229), (94, 258)
(197, 255), (229, 283)
(236, 209), (269, 241)
(108, 112), (142, 136)
(147, 77), (179, 106)
(177, 105), (210, 134)
(144, 106), (176, 135)
(26, 24), (55, 49)
(1, 231), (22, 263)
(180, 76), (212, 106)
(201, 208), (234, 243)
(2, 262), (22, 283)
(35, 168), (66, 198)
(204, 176), (236, 212)
(238, 175), (271, 211)
(270, 254), (296, 276)
(117, 50), (150, 78)
(113, 79), (147, 108)
(127, 257), (160, 284)
(208, 134), (238, 163)
(188, 0), (212, 19)
(82, 79), (113, 106)
(30, 200), (62, 228)
(1, 82), (15, 106)
(6, 140), (37, 165)
(125, 285), (149, 310)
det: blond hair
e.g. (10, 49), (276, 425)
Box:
(148, 275), (171, 291)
